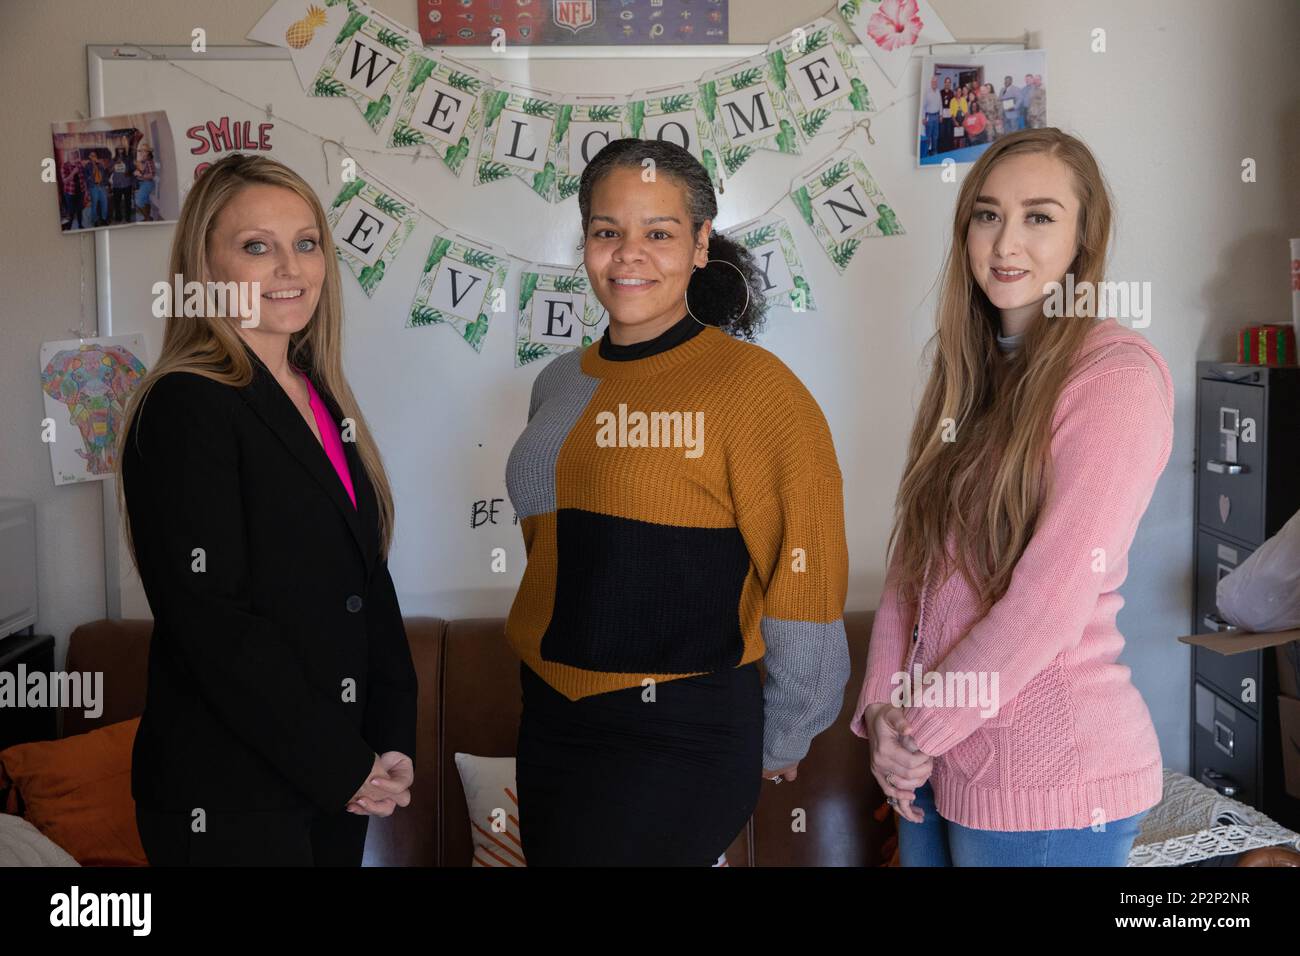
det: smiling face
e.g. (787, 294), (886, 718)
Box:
(583, 166), (710, 342)
(966, 151), (1081, 336)
(205, 183), (325, 347)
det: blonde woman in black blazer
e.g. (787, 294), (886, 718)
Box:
(118, 154), (416, 866)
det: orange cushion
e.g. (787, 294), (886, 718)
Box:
(0, 718), (146, 866)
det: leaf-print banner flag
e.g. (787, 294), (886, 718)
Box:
(623, 81), (721, 189)
(515, 262), (609, 367)
(767, 17), (874, 145)
(838, 0), (954, 88)
(697, 52), (801, 179)
(475, 80), (567, 202)
(725, 212), (817, 313)
(408, 230), (513, 352)
(242, 0), (922, 350)
(388, 50), (492, 176)
(326, 168), (418, 297)
(790, 146), (904, 274)
(553, 94), (625, 201)
(246, 0), (359, 92)
(310, 0), (421, 133)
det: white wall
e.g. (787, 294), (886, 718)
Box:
(3, 0), (1299, 776)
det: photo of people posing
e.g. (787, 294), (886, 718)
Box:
(51, 110), (178, 231)
(918, 50), (1048, 165)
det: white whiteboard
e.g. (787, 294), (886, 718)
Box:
(91, 41), (1015, 622)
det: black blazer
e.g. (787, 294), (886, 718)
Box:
(122, 349), (417, 815)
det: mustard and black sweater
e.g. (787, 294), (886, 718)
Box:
(504, 313), (850, 769)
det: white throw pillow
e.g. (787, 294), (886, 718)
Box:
(453, 753), (525, 867)
(0, 813), (80, 867)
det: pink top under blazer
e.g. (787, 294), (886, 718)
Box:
(295, 369), (356, 509)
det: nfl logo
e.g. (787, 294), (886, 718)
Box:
(553, 0), (595, 35)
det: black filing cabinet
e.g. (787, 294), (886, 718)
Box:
(0, 631), (58, 751)
(1191, 361), (1300, 828)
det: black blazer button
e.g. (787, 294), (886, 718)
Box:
(346, 595), (363, 613)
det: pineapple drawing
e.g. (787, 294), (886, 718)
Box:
(285, 5), (328, 49)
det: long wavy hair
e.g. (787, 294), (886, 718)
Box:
(888, 128), (1114, 613)
(115, 153), (396, 562)
(576, 138), (769, 340)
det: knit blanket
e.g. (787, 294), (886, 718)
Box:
(1127, 768), (1300, 866)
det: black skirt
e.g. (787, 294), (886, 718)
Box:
(134, 804), (368, 866)
(515, 660), (763, 866)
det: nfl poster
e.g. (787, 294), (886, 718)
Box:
(420, 0), (729, 46)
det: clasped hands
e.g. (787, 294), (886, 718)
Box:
(865, 702), (934, 824)
(346, 721), (925, 817)
(346, 751), (413, 817)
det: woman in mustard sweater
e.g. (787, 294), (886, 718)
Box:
(504, 139), (850, 866)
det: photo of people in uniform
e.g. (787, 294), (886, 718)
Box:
(918, 50), (1047, 166)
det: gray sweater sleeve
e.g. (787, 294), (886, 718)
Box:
(761, 616), (851, 770)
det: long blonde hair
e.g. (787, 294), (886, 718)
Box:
(115, 153), (395, 563)
(889, 128), (1113, 614)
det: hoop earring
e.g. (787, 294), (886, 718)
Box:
(684, 258), (751, 328)
(567, 260), (601, 327)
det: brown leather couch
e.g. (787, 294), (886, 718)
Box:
(60, 611), (891, 866)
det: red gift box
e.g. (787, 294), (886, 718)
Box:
(1237, 324), (1296, 366)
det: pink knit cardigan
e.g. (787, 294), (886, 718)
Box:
(850, 318), (1174, 831)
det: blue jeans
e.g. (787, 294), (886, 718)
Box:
(89, 185), (109, 224)
(135, 179), (155, 218)
(923, 112), (939, 156)
(898, 781), (1150, 866)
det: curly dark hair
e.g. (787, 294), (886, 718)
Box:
(576, 138), (768, 341)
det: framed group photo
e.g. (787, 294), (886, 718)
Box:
(916, 49), (1048, 166)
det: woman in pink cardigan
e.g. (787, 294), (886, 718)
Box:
(850, 128), (1173, 865)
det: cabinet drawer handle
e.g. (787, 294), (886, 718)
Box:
(1203, 613), (1239, 633)
(1206, 460), (1247, 475)
(1213, 719), (1235, 757)
(1199, 768), (1239, 797)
